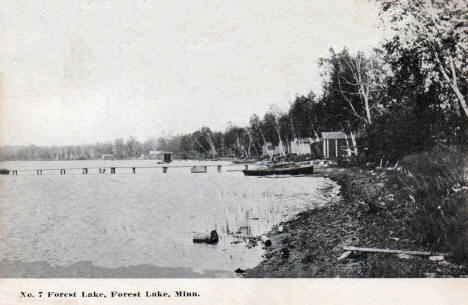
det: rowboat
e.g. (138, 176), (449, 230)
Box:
(242, 164), (314, 176)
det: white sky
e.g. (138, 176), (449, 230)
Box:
(0, 0), (384, 146)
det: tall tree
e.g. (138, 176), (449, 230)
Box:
(379, 0), (468, 118)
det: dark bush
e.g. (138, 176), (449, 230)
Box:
(362, 104), (434, 164)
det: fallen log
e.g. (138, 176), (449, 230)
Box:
(343, 246), (450, 257)
(428, 255), (445, 261)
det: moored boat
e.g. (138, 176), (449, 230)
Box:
(242, 164), (314, 176)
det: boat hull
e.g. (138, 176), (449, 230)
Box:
(242, 165), (314, 176)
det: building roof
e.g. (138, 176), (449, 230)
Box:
(321, 131), (348, 140)
(292, 137), (320, 143)
(149, 151), (173, 154)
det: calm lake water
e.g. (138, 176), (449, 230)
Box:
(0, 160), (339, 277)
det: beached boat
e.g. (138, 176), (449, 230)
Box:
(0, 169), (10, 175)
(242, 164), (314, 176)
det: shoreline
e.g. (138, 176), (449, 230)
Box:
(245, 167), (468, 278)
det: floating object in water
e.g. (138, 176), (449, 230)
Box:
(0, 169), (10, 175)
(193, 230), (219, 244)
(191, 166), (207, 173)
(260, 235), (272, 247)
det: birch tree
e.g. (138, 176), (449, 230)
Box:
(379, 0), (468, 118)
(263, 106), (286, 156)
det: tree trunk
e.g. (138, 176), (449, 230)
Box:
(363, 94), (372, 125)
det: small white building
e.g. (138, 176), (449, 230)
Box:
(290, 137), (321, 155)
(262, 142), (288, 156)
(262, 142), (275, 156)
(101, 153), (115, 160)
(148, 151), (173, 162)
(321, 132), (350, 159)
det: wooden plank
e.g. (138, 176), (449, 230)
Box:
(337, 251), (352, 261)
(343, 246), (450, 257)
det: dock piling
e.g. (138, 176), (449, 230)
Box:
(217, 165), (222, 173)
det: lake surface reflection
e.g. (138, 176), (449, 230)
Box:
(0, 160), (339, 277)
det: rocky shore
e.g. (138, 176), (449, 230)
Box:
(245, 167), (468, 278)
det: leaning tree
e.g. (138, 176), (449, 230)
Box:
(378, 0), (468, 118)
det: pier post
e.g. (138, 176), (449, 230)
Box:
(163, 167), (168, 174)
(132, 167), (136, 174)
(217, 165), (222, 173)
(111, 167), (116, 174)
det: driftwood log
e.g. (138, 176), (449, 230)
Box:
(343, 246), (450, 257)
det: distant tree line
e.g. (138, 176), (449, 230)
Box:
(1, 0), (466, 162)
(0, 137), (157, 160)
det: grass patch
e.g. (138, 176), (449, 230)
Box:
(396, 145), (467, 262)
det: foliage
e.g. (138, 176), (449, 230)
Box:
(395, 145), (468, 261)
(378, 0), (468, 118)
(362, 104), (434, 163)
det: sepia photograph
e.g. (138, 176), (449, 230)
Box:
(0, 0), (467, 303)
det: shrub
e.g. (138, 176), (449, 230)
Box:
(361, 104), (434, 163)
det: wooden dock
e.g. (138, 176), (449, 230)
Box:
(3, 164), (249, 175)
